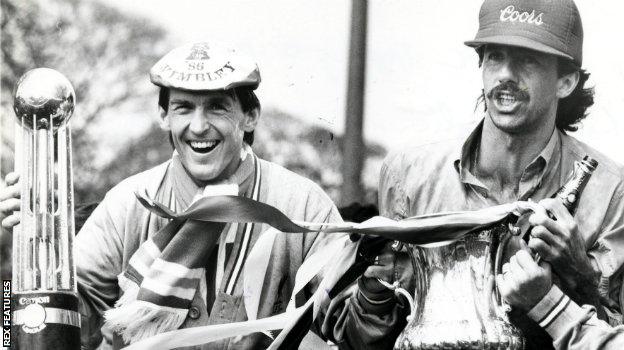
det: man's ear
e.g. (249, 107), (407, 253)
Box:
(242, 107), (260, 132)
(158, 106), (171, 131)
(556, 70), (580, 99)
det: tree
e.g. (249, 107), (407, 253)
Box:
(0, 0), (170, 279)
(1, 0), (170, 203)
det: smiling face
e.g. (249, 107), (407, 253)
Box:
(160, 88), (259, 184)
(482, 45), (565, 135)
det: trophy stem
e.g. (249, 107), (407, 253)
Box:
(36, 126), (50, 290)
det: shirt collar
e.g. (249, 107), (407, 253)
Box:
(538, 127), (560, 173)
(453, 120), (483, 180)
(453, 119), (561, 186)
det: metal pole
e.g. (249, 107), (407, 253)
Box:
(340, 0), (367, 206)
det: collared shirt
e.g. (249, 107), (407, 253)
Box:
(457, 122), (561, 204)
(379, 120), (624, 323)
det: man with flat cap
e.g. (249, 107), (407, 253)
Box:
(379, 0), (624, 348)
(1, 43), (404, 349)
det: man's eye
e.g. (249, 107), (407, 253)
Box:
(520, 55), (539, 65)
(208, 103), (227, 111)
(487, 52), (504, 61)
(172, 105), (191, 112)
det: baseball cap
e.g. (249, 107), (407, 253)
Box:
(465, 0), (583, 67)
(150, 42), (261, 91)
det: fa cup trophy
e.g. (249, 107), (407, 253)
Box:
(10, 68), (80, 349)
(394, 156), (598, 350)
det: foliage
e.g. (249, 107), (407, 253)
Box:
(0, 0), (170, 202)
(0, 0), (169, 280)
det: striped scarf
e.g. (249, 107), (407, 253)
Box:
(104, 145), (260, 344)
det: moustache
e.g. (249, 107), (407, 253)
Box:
(486, 82), (530, 101)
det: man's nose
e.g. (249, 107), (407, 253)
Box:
(496, 58), (518, 83)
(188, 109), (211, 134)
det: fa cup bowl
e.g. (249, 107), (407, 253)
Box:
(394, 225), (524, 350)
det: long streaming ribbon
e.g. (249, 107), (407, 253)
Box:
(124, 191), (540, 350)
(135, 189), (538, 244)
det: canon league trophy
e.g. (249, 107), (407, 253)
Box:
(10, 68), (80, 349)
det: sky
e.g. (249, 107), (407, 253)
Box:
(106, 0), (624, 163)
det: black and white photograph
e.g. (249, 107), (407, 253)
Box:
(1, 0), (624, 349)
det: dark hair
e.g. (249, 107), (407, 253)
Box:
(158, 86), (260, 145)
(555, 59), (594, 133)
(475, 47), (594, 133)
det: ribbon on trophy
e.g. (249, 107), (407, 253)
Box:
(122, 190), (541, 350)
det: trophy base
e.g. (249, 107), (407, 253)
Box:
(11, 291), (81, 350)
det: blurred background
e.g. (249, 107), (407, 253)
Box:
(1, 0), (623, 280)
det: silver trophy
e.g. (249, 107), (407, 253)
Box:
(395, 226), (524, 349)
(394, 156), (598, 349)
(11, 68), (80, 349)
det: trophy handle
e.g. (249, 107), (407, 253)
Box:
(493, 229), (513, 315)
(405, 245), (428, 322)
(375, 243), (421, 322)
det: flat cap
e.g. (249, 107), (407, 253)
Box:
(150, 42), (261, 91)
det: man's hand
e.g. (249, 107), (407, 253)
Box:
(526, 198), (598, 291)
(496, 250), (553, 312)
(360, 241), (413, 295)
(361, 242), (398, 293)
(0, 172), (21, 229)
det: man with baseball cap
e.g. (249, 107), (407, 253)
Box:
(379, 0), (624, 348)
(1, 42), (404, 349)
